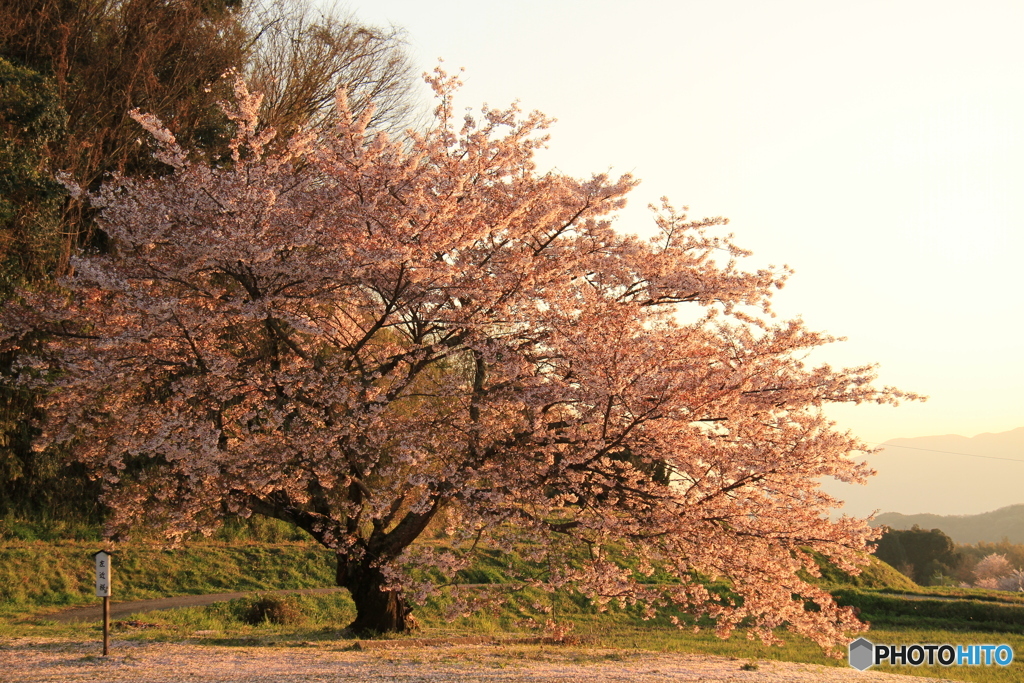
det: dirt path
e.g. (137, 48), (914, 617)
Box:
(43, 588), (347, 623)
(1, 638), (953, 683)
(46, 588), (981, 624)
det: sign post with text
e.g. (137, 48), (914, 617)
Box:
(93, 550), (112, 655)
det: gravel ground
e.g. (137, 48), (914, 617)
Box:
(1, 638), (952, 683)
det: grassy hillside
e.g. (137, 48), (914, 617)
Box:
(0, 541), (336, 614)
(805, 552), (918, 591)
(8, 538), (1024, 682)
(832, 588), (1024, 634)
(0, 535), (918, 618)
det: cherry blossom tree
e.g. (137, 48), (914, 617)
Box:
(999, 569), (1024, 592)
(1, 71), (917, 645)
(973, 553), (1014, 589)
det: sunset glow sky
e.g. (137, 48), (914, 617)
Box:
(347, 0), (1024, 445)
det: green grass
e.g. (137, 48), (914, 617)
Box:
(0, 539), (336, 616)
(6, 535), (1024, 681)
(807, 552), (920, 591)
(877, 585), (1024, 604)
(9, 587), (1024, 681)
(833, 588), (1024, 634)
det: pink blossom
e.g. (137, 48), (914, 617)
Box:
(0, 72), (921, 647)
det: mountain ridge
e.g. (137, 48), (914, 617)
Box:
(872, 504), (1024, 544)
(821, 426), (1024, 518)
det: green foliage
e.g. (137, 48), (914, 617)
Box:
(874, 525), (960, 586)
(1, 0), (246, 198)
(0, 61), (82, 527)
(0, 398), (105, 527)
(0, 60), (83, 523)
(0, 58), (67, 289)
(959, 540), (1024, 574)
(0, 419), (105, 525)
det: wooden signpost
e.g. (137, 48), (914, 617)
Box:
(93, 550), (112, 656)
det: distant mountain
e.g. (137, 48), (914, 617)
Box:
(872, 504), (1024, 544)
(820, 426), (1024, 518)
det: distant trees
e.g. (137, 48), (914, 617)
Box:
(0, 0), (418, 272)
(957, 539), (1024, 572)
(0, 0), (420, 523)
(875, 527), (1024, 591)
(873, 525), (959, 585)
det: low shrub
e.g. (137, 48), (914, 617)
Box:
(240, 595), (304, 626)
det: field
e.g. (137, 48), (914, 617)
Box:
(3, 527), (1024, 682)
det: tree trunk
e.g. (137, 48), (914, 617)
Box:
(338, 559), (412, 635)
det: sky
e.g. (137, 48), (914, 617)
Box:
(343, 0), (1024, 446)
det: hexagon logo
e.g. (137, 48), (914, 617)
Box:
(848, 637), (875, 671)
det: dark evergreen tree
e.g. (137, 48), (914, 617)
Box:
(0, 58), (66, 289)
(873, 525), (959, 585)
